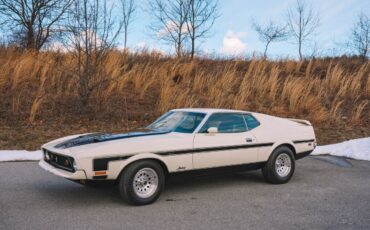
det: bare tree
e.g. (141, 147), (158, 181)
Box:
(287, 0), (320, 60)
(186, 0), (219, 59)
(149, 0), (189, 57)
(252, 20), (288, 58)
(64, 0), (122, 106)
(0, 0), (72, 50)
(349, 13), (370, 62)
(120, 0), (136, 49)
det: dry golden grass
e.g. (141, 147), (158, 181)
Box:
(0, 47), (369, 130)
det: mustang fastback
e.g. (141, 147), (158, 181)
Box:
(39, 108), (316, 205)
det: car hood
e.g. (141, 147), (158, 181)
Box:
(42, 129), (192, 158)
(53, 129), (169, 149)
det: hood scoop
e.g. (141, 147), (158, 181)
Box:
(54, 130), (169, 149)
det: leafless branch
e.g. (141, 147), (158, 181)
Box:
(0, 0), (73, 50)
(120, 0), (136, 49)
(287, 0), (320, 60)
(252, 20), (288, 58)
(63, 0), (123, 106)
(149, 0), (189, 57)
(186, 0), (219, 59)
(348, 13), (370, 62)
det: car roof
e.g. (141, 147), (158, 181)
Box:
(171, 108), (251, 114)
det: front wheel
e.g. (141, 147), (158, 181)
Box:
(118, 160), (165, 205)
(262, 146), (295, 184)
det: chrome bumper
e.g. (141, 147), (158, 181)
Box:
(39, 160), (87, 180)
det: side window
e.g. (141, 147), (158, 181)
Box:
(243, 114), (260, 130)
(200, 113), (247, 133)
(174, 113), (205, 133)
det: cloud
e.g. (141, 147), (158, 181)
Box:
(135, 42), (147, 49)
(219, 31), (247, 56)
(157, 21), (188, 38)
(45, 41), (68, 52)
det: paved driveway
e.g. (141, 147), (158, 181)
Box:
(0, 156), (369, 230)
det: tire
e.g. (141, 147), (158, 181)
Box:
(118, 160), (165, 205)
(262, 146), (295, 184)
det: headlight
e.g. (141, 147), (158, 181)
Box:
(72, 160), (77, 171)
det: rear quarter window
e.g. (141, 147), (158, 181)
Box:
(243, 114), (260, 130)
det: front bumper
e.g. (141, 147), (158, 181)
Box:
(39, 160), (87, 180)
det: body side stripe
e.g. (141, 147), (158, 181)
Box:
(157, 142), (274, 156)
(293, 139), (315, 144)
(92, 142), (274, 171)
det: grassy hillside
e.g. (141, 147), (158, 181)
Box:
(0, 47), (369, 149)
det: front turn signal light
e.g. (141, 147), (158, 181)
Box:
(95, 171), (107, 176)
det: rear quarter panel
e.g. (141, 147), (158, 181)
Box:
(251, 113), (316, 161)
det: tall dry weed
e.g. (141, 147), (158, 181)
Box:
(0, 48), (368, 127)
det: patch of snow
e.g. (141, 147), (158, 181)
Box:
(0, 150), (42, 162)
(312, 137), (370, 161)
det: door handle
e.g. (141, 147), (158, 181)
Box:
(245, 138), (253, 143)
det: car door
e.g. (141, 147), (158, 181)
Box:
(192, 113), (258, 169)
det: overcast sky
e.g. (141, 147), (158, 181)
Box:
(119, 0), (369, 58)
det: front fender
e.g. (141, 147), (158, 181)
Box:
(99, 152), (192, 180)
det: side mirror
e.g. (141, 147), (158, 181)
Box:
(207, 127), (218, 134)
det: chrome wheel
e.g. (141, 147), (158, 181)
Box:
(275, 153), (292, 177)
(133, 168), (159, 199)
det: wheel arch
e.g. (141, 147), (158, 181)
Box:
(116, 156), (170, 182)
(272, 142), (297, 157)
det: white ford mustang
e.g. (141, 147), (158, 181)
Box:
(39, 108), (316, 205)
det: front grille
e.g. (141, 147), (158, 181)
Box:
(43, 149), (75, 172)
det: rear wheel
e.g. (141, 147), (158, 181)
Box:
(262, 146), (295, 184)
(118, 160), (165, 205)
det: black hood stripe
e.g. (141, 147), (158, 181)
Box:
(55, 130), (169, 149)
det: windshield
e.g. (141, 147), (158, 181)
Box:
(147, 111), (206, 133)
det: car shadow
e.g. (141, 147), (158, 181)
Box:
(33, 178), (125, 205)
(312, 155), (353, 168)
(34, 169), (266, 205)
(167, 169), (264, 187)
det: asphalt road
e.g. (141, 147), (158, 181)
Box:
(1, 156), (370, 230)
